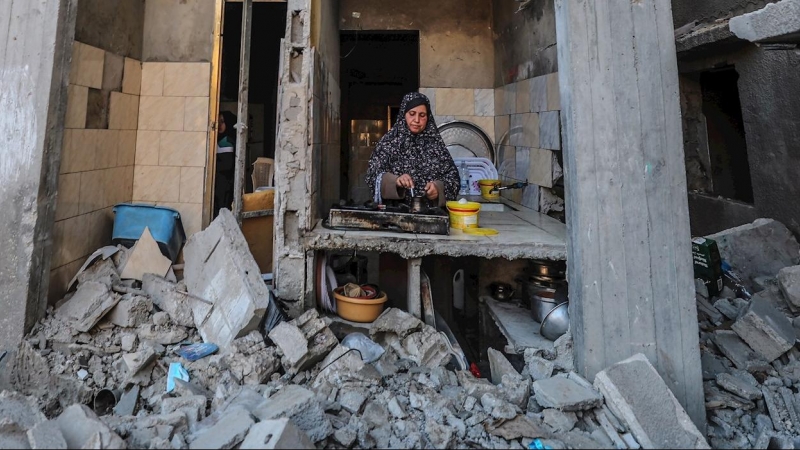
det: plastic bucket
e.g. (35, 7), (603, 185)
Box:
(478, 179), (500, 200)
(446, 200), (481, 230)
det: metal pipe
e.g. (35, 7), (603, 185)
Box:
(232, 0), (253, 227)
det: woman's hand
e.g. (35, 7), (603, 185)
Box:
(424, 182), (439, 201)
(396, 174), (414, 190)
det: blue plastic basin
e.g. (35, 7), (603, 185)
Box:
(112, 203), (186, 263)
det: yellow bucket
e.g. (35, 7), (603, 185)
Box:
(479, 179), (501, 200)
(446, 200), (481, 230)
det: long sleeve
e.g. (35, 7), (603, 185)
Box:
(365, 139), (396, 201)
(439, 157), (461, 201)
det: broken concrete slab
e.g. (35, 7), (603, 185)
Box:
(56, 281), (120, 332)
(268, 309), (337, 374)
(731, 299), (795, 362)
(716, 373), (763, 400)
(712, 330), (771, 372)
(113, 385), (140, 416)
(543, 409), (578, 433)
(142, 274), (197, 327)
(189, 405), (254, 449)
(240, 418), (315, 449)
(137, 324), (188, 345)
(457, 370), (501, 400)
(107, 294), (152, 328)
(487, 348), (519, 385)
(729, 0), (800, 44)
(526, 355), (555, 381)
(26, 419), (67, 449)
(713, 298), (743, 321)
(0, 390), (46, 430)
(369, 307), (424, 339)
(67, 246), (120, 291)
(183, 209), (274, 349)
(55, 404), (126, 449)
(338, 389), (367, 414)
(253, 385), (332, 442)
(777, 265), (800, 308)
(223, 332), (280, 385)
(706, 218), (800, 285)
(119, 227), (172, 281)
(594, 354), (710, 449)
(701, 350), (733, 380)
(122, 347), (157, 375)
(401, 325), (450, 368)
(532, 373), (603, 411)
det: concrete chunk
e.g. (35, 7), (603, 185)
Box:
(457, 370), (501, 400)
(253, 385), (332, 442)
(401, 325), (450, 368)
(268, 310), (337, 374)
(370, 307), (424, 339)
(712, 330), (770, 372)
(240, 418), (315, 449)
(55, 405), (126, 449)
(526, 355), (555, 381)
(731, 300), (795, 362)
(729, 0), (800, 44)
(183, 209), (272, 349)
(142, 274), (196, 327)
(777, 265), (800, 308)
(487, 348), (518, 385)
(56, 281), (120, 332)
(107, 294), (152, 327)
(27, 420), (67, 449)
(594, 354), (709, 449)
(189, 406), (254, 449)
(532, 373), (603, 411)
(122, 347), (157, 375)
(706, 218), (800, 285)
(716, 373), (762, 400)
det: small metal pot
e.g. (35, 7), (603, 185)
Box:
(540, 302), (569, 341)
(409, 195), (429, 213)
(489, 282), (515, 302)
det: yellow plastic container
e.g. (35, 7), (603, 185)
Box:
(334, 288), (388, 323)
(446, 200), (482, 230)
(479, 179), (501, 200)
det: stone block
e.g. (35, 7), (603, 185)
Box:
(142, 274), (196, 327)
(122, 347), (157, 375)
(240, 418), (315, 449)
(731, 300), (795, 361)
(539, 111), (561, 150)
(55, 405), (126, 449)
(777, 265), (800, 308)
(369, 308), (423, 339)
(161, 395), (206, 428)
(338, 389), (367, 414)
(253, 385), (332, 442)
(27, 420), (67, 449)
(401, 325), (450, 368)
(532, 373), (603, 411)
(729, 0), (800, 44)
(487, 348), (519, 385)
(594, 354), (709, 449)
(526, 355), (555, 381)
(189, 406), (254, 449)
(457, 370), (500, 400)
(0, 390), (47, 429)
(56, 281), (120, 332)
(712, 330), (770, 372)
(107, 294), (152, 328)
(706, 218), (800, 285)
(542, 409), (577, 432)
(183, 209), (274, 349)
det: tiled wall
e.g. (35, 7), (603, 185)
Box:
(494, 73), (563, 211)
(134, 62), (211, 239)
(419, 87), (496, 143)
(50, 42), (142, 302)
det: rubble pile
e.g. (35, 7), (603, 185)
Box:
(695, 219), (800, 448)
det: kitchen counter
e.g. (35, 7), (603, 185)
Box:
(304, 196), (567, 260)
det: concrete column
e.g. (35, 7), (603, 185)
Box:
(555, 0), (705, 427)
(406, 258), (422, 319)
(0, 1), (76, 355)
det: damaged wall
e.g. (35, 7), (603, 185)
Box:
(142, 0), (216, 63)
(677, 36), (800, 237)
(339, 0), (495, 89)
(75, 0), (145, 60)
(492, 0), (563, 216)
(672, 0), (777, 28)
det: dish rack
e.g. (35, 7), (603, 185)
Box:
(453, 157), (499, 196)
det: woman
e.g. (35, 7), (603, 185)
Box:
(213, 111), (237, 218)
(366, 92), (460, 208)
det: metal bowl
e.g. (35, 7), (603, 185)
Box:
(540, 302), (569, 341)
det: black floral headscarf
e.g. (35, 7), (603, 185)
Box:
(366, 92), (460, 202)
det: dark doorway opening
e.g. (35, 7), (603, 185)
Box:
(700, 66), (754, 204)
(339, 31), (420, 204)
(214, 1), (286, 217)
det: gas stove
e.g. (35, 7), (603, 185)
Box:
(327, 203), (450, 235)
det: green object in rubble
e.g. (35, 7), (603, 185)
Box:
(692, 237), (724, 297)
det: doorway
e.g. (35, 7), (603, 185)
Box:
(339, 31), (420, 205)
(213, 1), (287, 217)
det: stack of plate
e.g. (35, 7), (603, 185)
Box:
(453, 157), (499, 195)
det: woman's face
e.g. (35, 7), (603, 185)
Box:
(405, 105), (428, 134)
(218, 114), (227, 135)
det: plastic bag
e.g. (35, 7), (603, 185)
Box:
(341, 332), (385, 363)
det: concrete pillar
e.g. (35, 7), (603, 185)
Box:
(0, 1), (76, 355)
(554, 0), (705, 428)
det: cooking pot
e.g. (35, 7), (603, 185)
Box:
(409, 194), (429, 213)
(489, 282), (515, 302)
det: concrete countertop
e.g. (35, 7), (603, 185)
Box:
(304, 196), (567, 260)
